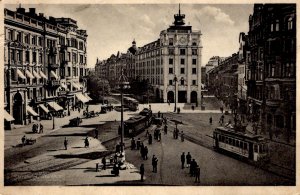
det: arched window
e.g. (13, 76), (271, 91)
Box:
(288, 17), (293, 30)
(275, 20), (280, 31)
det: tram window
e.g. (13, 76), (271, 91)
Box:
(254, 145), (258, 153)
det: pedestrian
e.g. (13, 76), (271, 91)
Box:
(78, 107), (81, 113)
(186, 152), (191, 168)
(140, 163), (145, 181)
(152, 155), (158, 173)
(144, 146), (148, 160)
(64, 137), (68, 150)
(21, 135), (26, 146)
(181, 131), (184, 142)
(195, 165), (200, 183)
(209, 116), (212, 125)
(148, 134), (152, 145)
(158, 132), (161, 142)
(175, 129), (179, 139)
(190, 159), (197, 176)
(94, 129), (99, 139)
(102, 156), (106, 170)
(136, 138), (141, 150)
(164, 125), (168, 134)
(131, 137), (136, 150)
(84, 136), (89, 148)
(112, 163), (119, 176)
(140, 143), (144, 157)
(181, 152), (185, 169)
(220, 106), (224, 114)
(110, 155), (114, 164)
(173, 129), (176, 139)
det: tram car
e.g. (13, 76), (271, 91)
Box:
(119, 108), (153, 137)
(123, 97), (139, 111)
(213, 127), (270, 164)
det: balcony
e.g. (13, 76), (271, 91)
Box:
(46, 80), (60, 88)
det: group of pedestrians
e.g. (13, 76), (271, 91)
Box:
(180, 152), (201, 183)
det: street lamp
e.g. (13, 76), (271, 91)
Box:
(117, 69), (130, 161)
(67, 100), (70, 116)
(173, 75), (178, 112)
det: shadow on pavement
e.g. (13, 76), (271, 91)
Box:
(44, 133), (88, 137)
(53, 151), (110, 160)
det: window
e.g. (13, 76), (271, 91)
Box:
(169, 68), (173, 74)
(67, 67), (71, 76)
(39, 53), (43, 63)
(180, 68), (185, 74)
(271, 23), (274, 32)
(180, 79), (184, 85)
(32, 35), (36, 45)
(169, 38), (173, 46)
(72, 53), (77, 63)
(16, 32), (22, 42)
(180, 49), (186, 55)
(25, 34), (30, 44)
(180, 58), (185, 65)
(275, 20), (280, 31)
(8, 29), (13, 41)
(288, 17), (293, 30)
(38, 37), (43, 46)
(169, 58), (173, 65)
(192, 59), (197, 65)
(32, 51), (37, 63)
(169, 80), (173, 85)
(79, 42), (84, 50)
(192, 80), (196, 85)
(80, 55), (84, 64)
(192, 68), (197, 74)
(168, 48), (174, 55)
(25, 51), (30, 62)
(192, 49), (197, 55)
(16, 50), (22, 62)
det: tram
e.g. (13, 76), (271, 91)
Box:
(123, 97), (139, 111)
(213, 127), (270, 164)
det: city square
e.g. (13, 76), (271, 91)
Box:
(3, 3), (296, 189)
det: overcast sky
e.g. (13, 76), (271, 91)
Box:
(6, 4), (254, 67)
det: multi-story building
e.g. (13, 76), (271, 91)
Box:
(135, 7), (203, 104)
(247, 4), (296, 140)
(4, 7), (89, 128)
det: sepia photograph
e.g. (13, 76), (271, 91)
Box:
(2, 1), (296, 189)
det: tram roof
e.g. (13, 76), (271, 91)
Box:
(215, 126), (266, 142)
(124, 96), (138, 102)
(125, 115), (146, 123)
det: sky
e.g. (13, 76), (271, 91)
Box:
(5, 4), (254, 68)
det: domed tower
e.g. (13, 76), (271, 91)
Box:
(128, 39), (137, 55)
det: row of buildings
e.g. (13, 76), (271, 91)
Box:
(95, 6), (203, 104)
(4, 6), (90, 129)
(207, 4), (296, 141)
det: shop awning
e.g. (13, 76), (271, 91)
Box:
(4, 110), (15, 121)
(84, 94), (93, 101)
(72, 82), (81, 89)
(33, 70), (41, 79)
(39, 104), (49, 113)
(50, 71), (59, 80)
(76, 93), (89, 103)
(17, 69), (26, 79)
(27, 106), (39, 116)
(48, 101), (64, 111)
(40, 71), (48, 79)
(25, 70), (35, 79)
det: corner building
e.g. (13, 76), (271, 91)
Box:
(135, 8), (202, 104)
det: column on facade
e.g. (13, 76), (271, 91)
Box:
(186, 43), (191, 103)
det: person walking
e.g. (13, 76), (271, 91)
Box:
(186, 152), (192, 168)
(209, 116), (212, 125)
(152, 155), (158, 173)
(64, 137), (68, 150)
(84, 136), (89, 148)
(195, 165), (200, 183)
(148, 134), (152, 145)
(136, 138), (141, 150)
(131, 138), (136, 150)
(181, 131), (184, 142)
(173, 129), (176, 139)
(158, 132), (161, 142)
(94, 129), (99, 139)
(190, 159), (197, 176)
(181, 152), (185, 169)
(164, 125), (168, 134)
(102, 156), (106, 170)
(140, 163), (145, 182)
(140, 143), (144, 158)
(144, 146), (148, 160)
(21, 135), (26, 146)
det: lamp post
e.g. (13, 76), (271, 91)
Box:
(173, 75), (178, 112)
(67, 100), (70, 116)
(117, 69), (130, 160)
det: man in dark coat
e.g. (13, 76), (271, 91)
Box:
(181, 152), (185, 169)
(102, 156), (106, 170)
(148, 134), (152, 145)
(190, 159), (197, 176)
(136, 138), (141, 150)
(140, 164), (145, 181)
(164, 125), (168, 134)
(152, 155), (158, 173)
(144, 146), (148, 160)
(195, 165), (200, 183)
(186, 152), (192, 168)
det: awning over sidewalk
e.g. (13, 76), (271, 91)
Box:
(27, 106), (39, 116)
(84, 94), (93, 101)
(17, 69), (26, 79)
(4, 110), (15, 121)
(33, 70), (41, 79)
(76, 93), (89, 103)
(40, 71), (48, 80)
(25, 70), (35, 79)
(39, 104), (49, 113)
(48, 101), (64, 111)
(72, 82), (81, 89)
(50, 71), (59, 80)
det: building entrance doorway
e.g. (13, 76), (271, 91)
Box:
(191, 91), (197, 103)
(167, 91), (174, 103)
(13, 92), (23, 124)
(178, 91), (187, 103)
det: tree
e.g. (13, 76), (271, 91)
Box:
(86, 73), (111, 102)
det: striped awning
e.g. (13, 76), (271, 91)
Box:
(84, 94), (93, 101)
(27, 106), (39, 116)
(33, 70), (41, 79)
(25, 70), (34, 79)
(76, 93), (89, 103)
(17, 69), (26, 79)
(50, 71), (58, 80)
(39, 104), (49, 113)
(48, 101), (63, 111)
(4, 110), (15, 121)
(72, 82), (81, 89)
(40, 71), (48, 79)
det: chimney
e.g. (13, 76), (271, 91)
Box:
(17, 7), (26, 14)
(29, 8), (36, 15)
